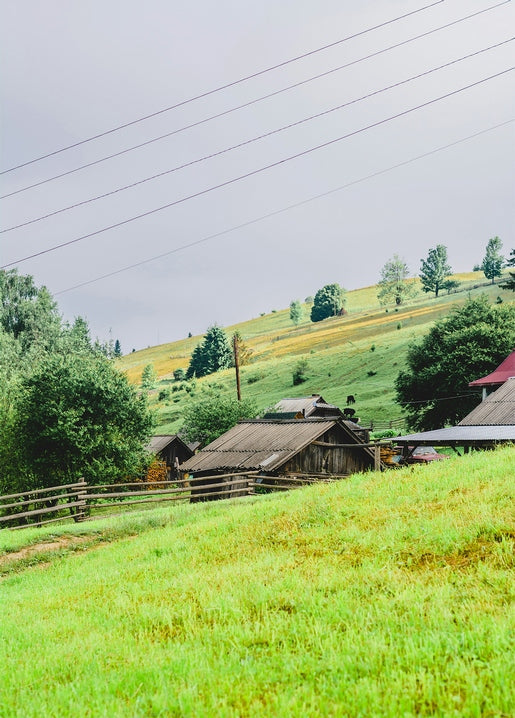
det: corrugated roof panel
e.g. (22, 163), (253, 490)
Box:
(180, 419), (340, 473)
(396, 425), (515, 444)
(459, 378), (515, 426)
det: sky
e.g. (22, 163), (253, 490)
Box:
(1, 0), (513, 351)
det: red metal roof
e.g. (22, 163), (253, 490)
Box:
(468, 351), (515, 387)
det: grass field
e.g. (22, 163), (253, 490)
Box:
(1, 447), (514, 717)
(116, 272), (513, 434)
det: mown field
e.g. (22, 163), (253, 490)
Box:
(117, 272), (513, 434)
(0, 447), (514, 717)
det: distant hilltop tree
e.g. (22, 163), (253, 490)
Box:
(419, 245), (452, 298)
(310, 283), (346, 322)
(481, 236), (504, 285)
(377, 254), (417, 306)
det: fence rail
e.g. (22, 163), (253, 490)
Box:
(0, 468), (366, 529)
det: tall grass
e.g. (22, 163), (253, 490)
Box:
(1, 447), (514, 716)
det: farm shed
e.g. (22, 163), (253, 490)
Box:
(395, 378), (515, 454)
(146, 434), (196, 479)
(264, 394), (342, 419)
(180, 417), (378, 500)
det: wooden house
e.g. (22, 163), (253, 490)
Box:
(146, 434), (197, 479)
(179, 417), (379, 500)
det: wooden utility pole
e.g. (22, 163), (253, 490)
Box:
(233, 334), (241, 401)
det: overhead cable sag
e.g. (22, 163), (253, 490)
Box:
(0, 1), (509, 200)
(2, 68), (512, 270)
(0, 1), (448, 174)
(52, 119), (514, 296)
(2, 40), (512, 234)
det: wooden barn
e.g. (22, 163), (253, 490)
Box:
(179, 417), (379, 500)
(146, 434), (197, 479)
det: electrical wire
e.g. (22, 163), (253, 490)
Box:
(51, 120), (513, 296)
(0, 0), (446, 175)
(1, 1), (508, 201)
(2, 40), (511, 235)
(2, 68), (512, 270)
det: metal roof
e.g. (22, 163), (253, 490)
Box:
(180, 418), (369, 473)
(272, 395), (334, 416)
(395, 425), (515, 446)
(146, 434), (193, 454)
(459, 377), (515, 426)
(468, 350), (515, 387)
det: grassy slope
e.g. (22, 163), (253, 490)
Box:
(117, 273), (513, 433)
(0, 448), (514, 717)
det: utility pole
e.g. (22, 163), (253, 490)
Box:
(233, 333), (241, 401)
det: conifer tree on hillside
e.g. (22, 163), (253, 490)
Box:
(186, 326), (232, 378)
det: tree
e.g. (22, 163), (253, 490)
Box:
(186, 325), (232, 378)
(500, 248), (515, 291)
(0, 268), (61, 353)
(7, 353), (154, 491)
(232, 331), (253, 366)
(181, 396), (259, 446)
(292, 358), (309, 385)
(481, 236), (504, 284)
(377, 255), (417, 306)
(310, 283), (346, 322)
(141, 363), (157, 390)
(114, 339), (122, 357)
(395, 296), (515, 430)
(419, 245), (452, 298)
(289, 300), (303, 325)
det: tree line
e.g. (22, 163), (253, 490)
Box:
(288, 236), (513, 325)
(0, 269), (153, 495)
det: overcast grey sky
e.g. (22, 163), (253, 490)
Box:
(1, 0), (513, 351)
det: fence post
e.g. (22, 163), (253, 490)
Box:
(75, 477), (87, 522)
(374, 443), (381, 472)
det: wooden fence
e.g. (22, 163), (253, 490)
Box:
(0, 471), (341, 529)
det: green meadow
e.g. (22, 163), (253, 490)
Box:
(1, 447), (514, 717)
(117, 272), (513, 433)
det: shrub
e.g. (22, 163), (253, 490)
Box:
(292, 359), (309, 386)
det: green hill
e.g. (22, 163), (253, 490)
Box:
(118, 272), (513, 434)
(1, 447), (513, 716)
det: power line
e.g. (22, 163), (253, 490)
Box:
(2, 39), (511, 234)
(52, 120), (514, 296)
(1, 1), (508, 201)
(0, 1), (446, 174)
(2, 68), (512, 270)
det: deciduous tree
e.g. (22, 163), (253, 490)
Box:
(377, 255), (417, 306)
(310, 284), (346, 322)
(419, 245), (452, 298)
(8, 353), (154, 490)
(181, 396), (259, 446)
(395, 296), (515, 430)
(289, 300), (303, 325)
(481, 236), (504, 284)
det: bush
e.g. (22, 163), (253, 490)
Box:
(292, 359), (309, 386)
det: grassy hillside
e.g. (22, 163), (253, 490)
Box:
(1, 447), (514, 716)
(117, 273), (513, 434)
